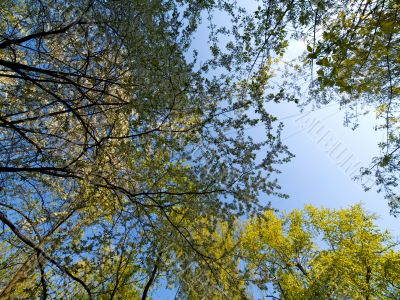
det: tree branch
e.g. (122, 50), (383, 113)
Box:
(0, 211), (92, 299)
(141, 253), (161, 300)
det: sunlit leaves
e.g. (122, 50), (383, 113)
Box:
(242, 204), (400, 299)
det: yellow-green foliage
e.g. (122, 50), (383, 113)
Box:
(242, 204), (400, 299)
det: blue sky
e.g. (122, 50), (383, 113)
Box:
(268, 99), (400, 235)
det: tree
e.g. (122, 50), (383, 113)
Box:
(2, 0), (397, 298)
(153, 205), (400, 299)
(242, 204), (400, 299)
(163, 212), (247, 300)
(0, 0), (292, 298)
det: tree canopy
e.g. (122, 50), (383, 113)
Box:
(0, 0), (399, 299)
(0, 0), (291, 298)
(242, 204), (400, 299)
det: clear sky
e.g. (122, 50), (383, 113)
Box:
(267, 98), (400, 235)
